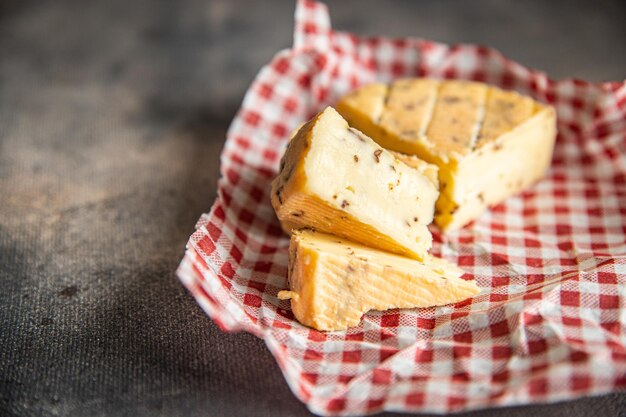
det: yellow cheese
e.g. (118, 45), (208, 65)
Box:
(336, 83), (389, 143)
(278, 230), (480, 331)
(270, 106), (439, 260)
(425, 80), (488, 159)
(380, 78), (439, 143)
(336, 79), (557, 230)
(390, 151), (439, 188)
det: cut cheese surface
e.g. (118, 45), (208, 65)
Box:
(390, 151), (439, 188)
(336, 78), (557, 230)
(278, 230), (480, 331)
(270, 106), (439, 260)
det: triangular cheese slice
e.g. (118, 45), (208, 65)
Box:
(278, 230), (480, 331)
(337, 79), (557, 230)
(271, 107), (439, 261)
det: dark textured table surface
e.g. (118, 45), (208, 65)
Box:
(1, 1), (625, 416)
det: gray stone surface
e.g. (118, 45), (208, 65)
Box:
(0, 0), (624, 416)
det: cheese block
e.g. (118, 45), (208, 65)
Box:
(270, 106), (439, 260)
(278, 230), (480, 331)
(337, 79), (557, 230)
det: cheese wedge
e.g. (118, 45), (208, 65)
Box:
(278, 230), (480, 331)
(270, 106), (439, 260)
(337, 79), (557, 230)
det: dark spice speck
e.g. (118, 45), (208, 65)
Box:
(276, 186), (284, 204)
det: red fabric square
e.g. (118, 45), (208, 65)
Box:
(244, 293), (262, 308)
(381, 313), (400, 327)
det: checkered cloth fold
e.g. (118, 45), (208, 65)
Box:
(177, 1), (626, 415)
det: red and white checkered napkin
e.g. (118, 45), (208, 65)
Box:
(177, 0), (626, 415)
